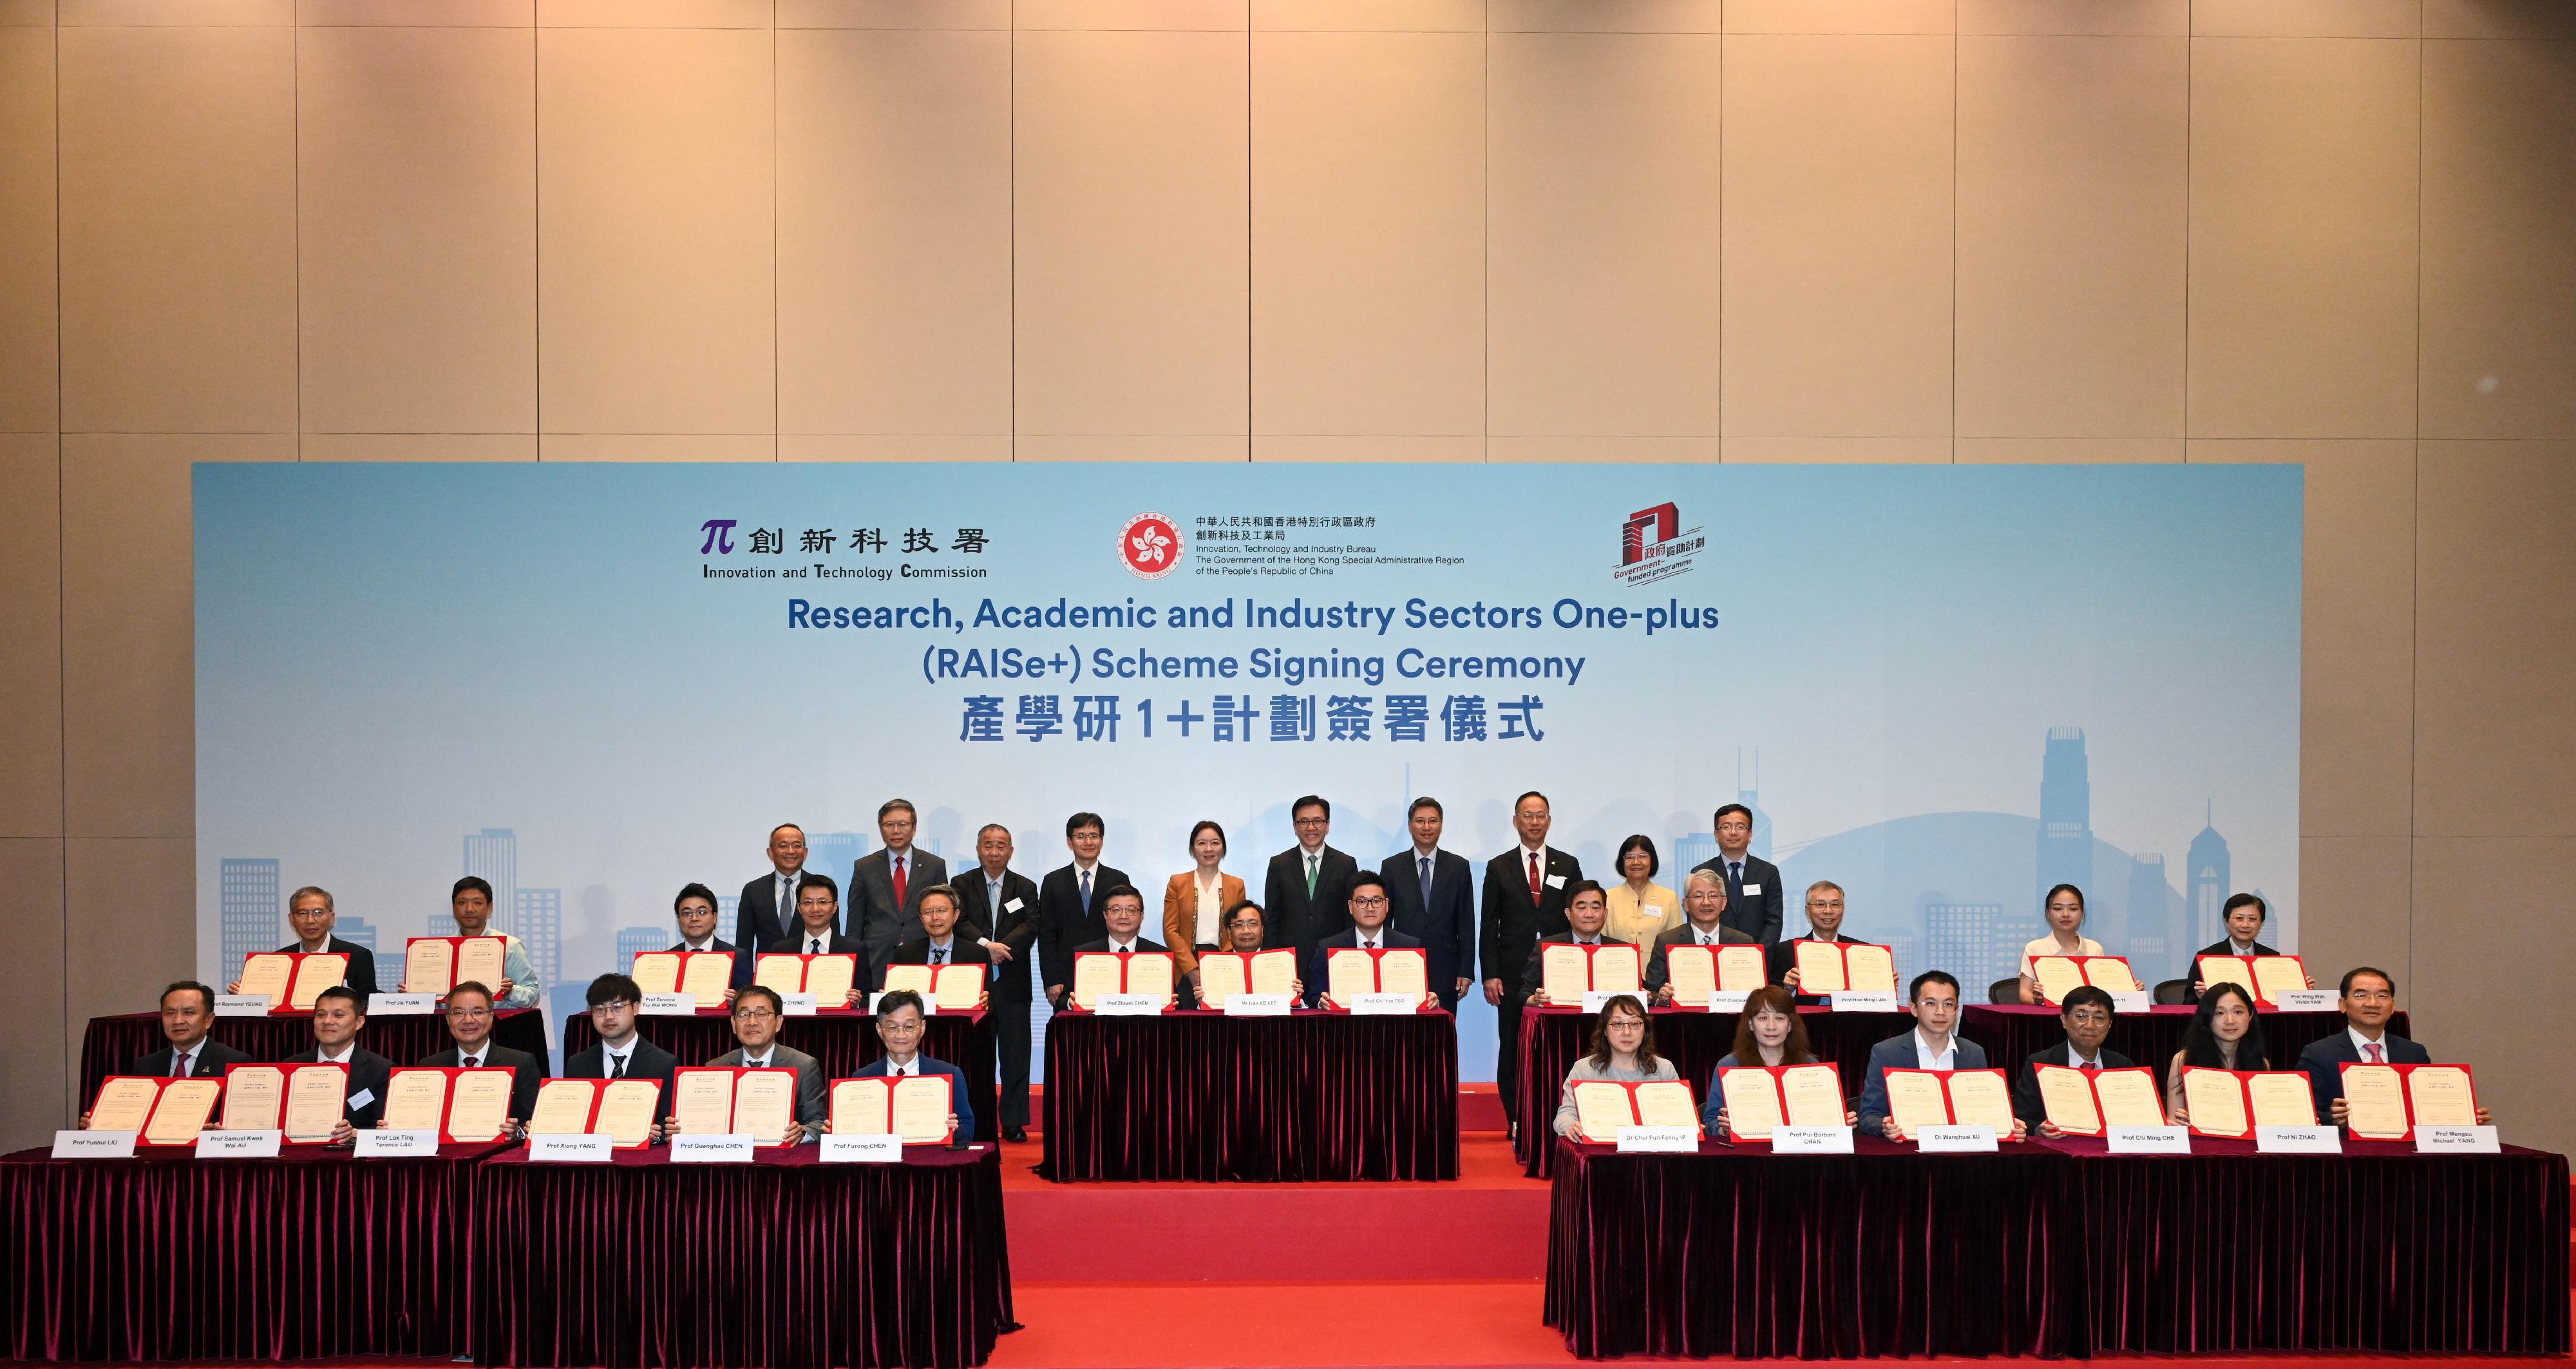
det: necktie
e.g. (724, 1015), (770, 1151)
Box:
(893, 854), (908, 911)
(610, 1052), (628, 1079)
(464, 1055), (479, 1068)
(1528, 851), (1542, 901)
(1117, 943), (1131, 956)
(779, 875), (793, 934)
(1362, 939), (1377, 951)
(173, 1050), (192, 1079)
(810, 936), (824, 954)
(2364, 1041), (2384, 1063)
(1418, 856), (1434, 910)
(932, 946), (947, 965)
(2079, 1059), (2098, 1072)
(1305, 853), (1319, 897)
(1079, 868), (1093, 915)
(1728, 860), (1743, 893)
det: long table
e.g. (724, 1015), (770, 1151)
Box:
(562, 1008), (999, 1143)
(1546, 1135), (2570, 1359)
(1961, 1004), (2407, 1093)
(80, 1008), (549, 1107)
(1041, 1009), (1457, 1182)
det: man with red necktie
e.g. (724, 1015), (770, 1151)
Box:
(853, 798), (950, 967)
(1479, 791), (1583, 1136)
(2297, 965), (2494, 1126)
(2011, 984), (2136, 1131)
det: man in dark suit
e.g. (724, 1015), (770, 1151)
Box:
(1379, 796), (1475, 1009)
(837, 990), (976, 1147)
(851, 798), (951, 965)
(1305, 871), (1430, 1008)
(669, 882), (747, 999)
(1038, 812), (1129, 1009)
(1519, 880), (1625, 1005)
(1481, 791), (1584, 1131)
(763, 874), (869, 1007)
(2009, 985), (2136, 1129)
(420, 980), (547, 1126)
(876, 885), (993, 997)
(121, 980), (253, 1079)
(288, 985), (393, 1140)
(737, 822), (816, 967)
(708, 986), (828, 1144)
(1690, 803), (1783, 945)
(224, 885), (381, 1006)
(1643, 871), (1756, 999)
(1262, 795), (1359, 964)
(1070, 885), (1167, 956)
(953, 823), (1041, 1140)
(564, 973), (680, 1083)
(1856, 971), (2026, 1140)
(1767, 879), (1885, 1004)
(2297, 967), (2490, 1127)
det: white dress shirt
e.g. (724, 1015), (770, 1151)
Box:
(1911, 1030), (1960, 1072)
(2347, 1025), (2392, 1062)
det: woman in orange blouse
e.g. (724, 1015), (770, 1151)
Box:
(1164, 820), (1247, 993)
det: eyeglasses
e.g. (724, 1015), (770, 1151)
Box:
(1350, 896), (1388, 908)
(2063, 1009), (2112, 1024)
(733, 1007), (778, 1021)
(591, 1001), (637, 1013)
(445, 1006), (492, 1019)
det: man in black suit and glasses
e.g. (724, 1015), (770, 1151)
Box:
(1481, 791), (1583, 1135)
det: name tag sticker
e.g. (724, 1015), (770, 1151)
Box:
(2107, 1126), (2192, 1155)
(1916, 1125), (1998, 1153)
(1002, 898), (1025, 913)
(370, 993), (435, 1015)
(346, 1087), (377, 1111)
(1224, 994), (1291, 1017)
(2415, 1124), (2500, 1154)
(54, 1130), (135, 1158)
(1615, 1126), (1699, 1153)
(1544, 873), (1567, 890)
(1772, 1126), (1854, 1153)
(639, 994), (695, 1016)
(355, 1129), (439, 1158)
(1739, 883), (1763, 896)
(821, 1133), (901, 1164)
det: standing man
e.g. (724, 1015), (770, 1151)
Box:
(1481, 791), (1583, 1135)
(706, 986), (827, 1145)
(1039, 813), (1129, 1009)
(1690, 804), (1783, 945)
(853, 799), (950, 965)
(1263, 795), (1359, 963)
(953, 823), (1040, 1142)
(764, 874), (867, 1005)
(1379, 797), (1475, 1010)
(228, 885), (380, 1005)
(287, 985), (392, 1139)
(737, 823), (814, 958)
(420, 981), (545, 1125)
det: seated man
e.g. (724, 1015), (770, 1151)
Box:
(837, 988), (974, 1146)
(283, 985), (392, 1143)
(1303, 872), (1432, 1009)
(1190, 900), (1307, 1006)
(876, 884), (992, 1003)
(1070, 885), (1168, 956)
(1645, 869), (1753, 1001)
(565, 973), (676, 1142)
(1855, 970), (2027, 1141)
(1522, 881), (1629, 1006)
(707, 985), (827, 1145)
(419, 980), (546, 1130)
(2297, 966), (2493, 1127)
(1767, 880), (1884, 1004)
(668, 882), (744, 1003)
(765, 874), (868, 1006)
(2008, 985), (2135, 1132)
(84, 981), (252, 1126)
(227, 885), (381, 1006)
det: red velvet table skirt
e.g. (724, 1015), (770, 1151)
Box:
(1041, 1010), (1458, 1182)
(561, 1009), (999, 1143)
(471, 1145), (1013, 1369)
(1961, 1006), (2410, 1095)
(80, 1009), (549, 1106)
(1545, 1136), (2079, 1359)
(0, 1140), (506, 1363)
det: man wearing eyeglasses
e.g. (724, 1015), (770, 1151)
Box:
(2009, 985), (2136, 1133)
(706, 985), (826, 1145)
(833, 990), (972, 1147)
(1302, 872), (1432, 1010)
(419, 980), (546, 1132)
(565, 972), (678, 1140)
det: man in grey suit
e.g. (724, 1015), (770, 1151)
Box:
(706, 985), (828, 1146)
(851, 798), (950, 963)
(1854, 970), (2027, 1140)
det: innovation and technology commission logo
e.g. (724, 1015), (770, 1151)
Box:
(1120, 511), (1186, 580)
(1614, 500), (1705, 588)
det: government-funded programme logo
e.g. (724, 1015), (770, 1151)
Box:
(1614, 500), (1705, 587)
(1120, 511), (1185, 580)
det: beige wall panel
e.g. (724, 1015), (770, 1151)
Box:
(780, 0), (1010, 28)
(299, 0), (531, 23)
(1489, 435), (1722, 462)
(2186, 39), (2418, 439)
(1491, 0), (1718, 32)
(0, 26), (55, 432)
(2420, 39), (2576, 440)
(2415, 440), (2576, 835)
(1018, 0), (1242, 29)
(1721, 436), (1951, 462)
(779, 435), (1012, 460)
(64, 838), (194, 1069)
(1489, 32), (1721, 444)
(59, 25), (296, 435)
(2191, 0), (2418, 39)
(538, 26), (774, 436)
(2410, 835), (2576, 1154)
(1253, 0), (1481, 30)
(538, 434), (775, 460)
(779, 28), (1010, 440)
(1721, 36), (1952, 440)
(1956, 35), (2184, 439)
(0, 1), (53, 22)
(301, 433), (537, 460)
(1725, 0), (1950, 35)
(60, 434), (286, 839)
(0, 435), (61, 839)
(540, 0), (768, 26)
(2424, 0), (2576, 40)
(0, 838), (66, 1149)
(1014, 29), (1247, 448)
(1250, 435), (1482, 460)
(1955, 437), (2183, 462)
(1252, 30), (1482, 442)
(1014, 437), (1247, 460)
(300, 25), (536, 436)
(2294, 835), (2409, 999)
(1959, 0), (2182, 36)
(63, 0), (287, 22)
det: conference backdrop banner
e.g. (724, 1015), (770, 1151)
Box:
(197, 462), (2300, 1077)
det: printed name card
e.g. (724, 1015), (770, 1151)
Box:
(1615, 1125), (1699, 1153)
(527, 1133), (614, 1162)
(196, 1129), (282, 1158)
(1224, 993), (1293, 1017)
(354, 1129), (439, 1157)
(370, 993), (436, 1015)
(2107, 1126), (2193, 1155)
(2415, 1124), (2501, 1154)
(53, 1129), (135, 1159)
(820, 1133), (902, 1163)
(1772, 1125), (1855, 1153)
(1915, 1124), (1998, 1153)
(668, 1133), (755, 1163)
(2255, 1126), (2340, 1154)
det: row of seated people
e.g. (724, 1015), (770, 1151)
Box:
(1553, 967), (2493, 1142)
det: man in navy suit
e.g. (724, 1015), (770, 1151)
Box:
(419, 981), (547, 1128)
(2008, 985), (2136, 1129)
(670, 882), (749, 996)
(838, 990), (975, 1147)
(876, 885), (993, 997)
(1856, 970), (2027, 1140)
(1305, 871), (1430, 1008)
(762, 874), (869, 1008)
(1038, 813), (1129, 1008)
(2297, 966), (2492, 1127)
(737, 823), (816, 965)
(1379, 797), (1474, 1009)
(1690, 803), (1784, 945)
(564, 973), (679, 1139)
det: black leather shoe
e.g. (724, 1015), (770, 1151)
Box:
(1004, 1126), (1028, 1143)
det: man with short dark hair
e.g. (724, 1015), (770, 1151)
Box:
(738, 823), (813, 954)
(878, 885), (992, 1001)
(565, 974), (680, 1088)
(852, 798), (951, 963)
(1305, 871), (1430, 1009)
(1481, 791), (1582, 1132)
(1690, 804), (1782, 945)
(1521, 880), (1623, 1006)
(1039, 813), (1130, 1008)
(124, 981), (251, 1079)
(837, 990), (974, 1146)
(2296, 967), (2492, 1127)
(227, 885), (380, 1005)
(1855, 971), (2024, 1140)
(708, 985), (826, 1144)
(419, 981), (545, 1126)
(1071, 885), (1166, 956)
(953, 822), (1040, 1141)
(420, 877), (537, 1008)
(670, 882), (747, 998)
(1264, 795), (1358, 963)
(2009, 984), (2136, 1130)
(285, 985), (392, 1141)
(1379, 796), (1474, 1009)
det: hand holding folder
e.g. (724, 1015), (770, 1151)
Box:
(1880, 1067), (2023, 1142)
(1714, 1063), (1850, 1142)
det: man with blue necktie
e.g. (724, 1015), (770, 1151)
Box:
(1689, 804), (1783, 945)
(878, 885), (993, 1002)
(1378, 797), (1475, 1010)
(1039, 813), (1128, 1009)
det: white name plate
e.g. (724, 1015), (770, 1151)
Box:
(1615, 1125), (1700, 1153)
(528, 1133), (614, 1162)
(54, 1129), (135, 1158)
(820, 1133), (902, 1164)
(2416, 1124), (2501, 1154)
(2107, 1126), (2192, 1155)
(669, 1134), (757, 1163)
(2108, 991), (2154, 1015)
(215, 994), (273, 1017)
(639, 993), (696, 1016)
(355, 1129), (439, 1157)
(2256, 1126), (2342, 1154)
(196, 1129), (282, 1158)
(780, 992), (819, 1017)
(1223, 993), (1291, 1017)
(1829, 992), (1900, 1012)
(1350, 993), (1416, 1015)
(1916, 1125), (1998, 1153)
(1095, 993), (1163, 1016)
(1772, 1126), (1855, 1154)
(370, 992), (436, 1015)
(1707, 990), (1750, 1012)
(2273, 989), (2337, 1013)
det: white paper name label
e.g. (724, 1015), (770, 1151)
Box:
(1350, 992), (1417, 1015)
(820, 1133), (902, 1164)
(370, 993), (436, 1015)
(2108, 991), (2154, 1015)
(2274, 989), (2338, 1013)
(1830, 992), (1899, 1012)
(1916, 1125), (1998, 1153)
(355, 1129), (440, 1157)
(1615, 1125), (1700, 1153)
(215, 994), (272, 1017)
(1772, 1126), (1855, 1154)
(669, 1134), (757, 1163)
(528, 1133), (613, 1162)
(196, 1129), (282, 1158)
(639, 993), (696, 1015)
(1707, 990), (1750, 1012)
(2107, 1126), (2192, 1155)
(2415, 1124), (2501, 1154)
(1223, 993), (1291, 1017)
(54, 1129), (135, 1158)
(780, 992), (819, 1017)
(1581, 990), (1642, 1014)
(1095, 993), (1162, 1016)
(2256, 1126), (2341, 1154)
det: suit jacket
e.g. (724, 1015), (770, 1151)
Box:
(1520, 931), (1639, 1004)
(419, 1042), (547, 1120)
(563, 1035), (680, 1096)
(1262, 845), (1359, 961)
(1690, 851), (1785, 945)
(1071, 936), (1170, 956)
(737, 868), (817, 960)
(2185, 939), (2282, 1002)
(1037, 862), (1130, 995)
(876, 934), (992, 992)
(1162, 871), (1247, 976)
(285, 1045), (395, 1129)
(668, 937), (751, 992)
(1380, 848), (1475, 1006)
(848, 1055), (976, 1147)
(759, 931), (869, 1006)
(1302, 926), (1425, 1008)
(2297, 1028), (2431, 1123)
(851, 847), (951, 962)
(2009, 1043), (2138, 1125)
(1642, 921), (1757, 994)
(707, 1043), (829, 1131)
(1480, 846), (1585, 990)
(123, 1037), (254, 1080)
(276, 937), (381, 1004)
(1855, 1031), (1994, 1135)
(952, 867), (1041, 1003)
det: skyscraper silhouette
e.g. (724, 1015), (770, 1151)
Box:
(335, 915), (378, 952)
(808, 831), (870, 886)
(515, 887), (564, 987)
(2037, 728), (2092, 912)
(218, 858), (282, 984)
(2188, 802), (2232, 947)
(1926, 901), (2007, 999)
(2126, 853), (2174, 979)
(614, 927), (663, 975)
(463, 828), (518, 936)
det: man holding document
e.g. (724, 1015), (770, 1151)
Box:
(419, 982), (545, 1129)
(706, 985), (828, 1144)
(282, 985), (391, 1140)
(831, 990), (971, 1146)
(1645, 871), (1754, 1001)
(1304, 873), (1432, 1009)
(227, 886), (379, 1006)
(2297, 967), (2493, 1129)
(1855, 971), (2025, 1141)
(565, 973), (677, 1142)
(667, 884), (745, 1003)
(2009, 985), (2138, 1133)
(1521, 882), (1626, 1007)
(84, 982), (250, 1128)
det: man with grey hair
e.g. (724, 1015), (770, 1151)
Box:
(226, 883), (380, 1006)
(853, 798), (951, 963)
(1767, 880), (1879, 1003)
